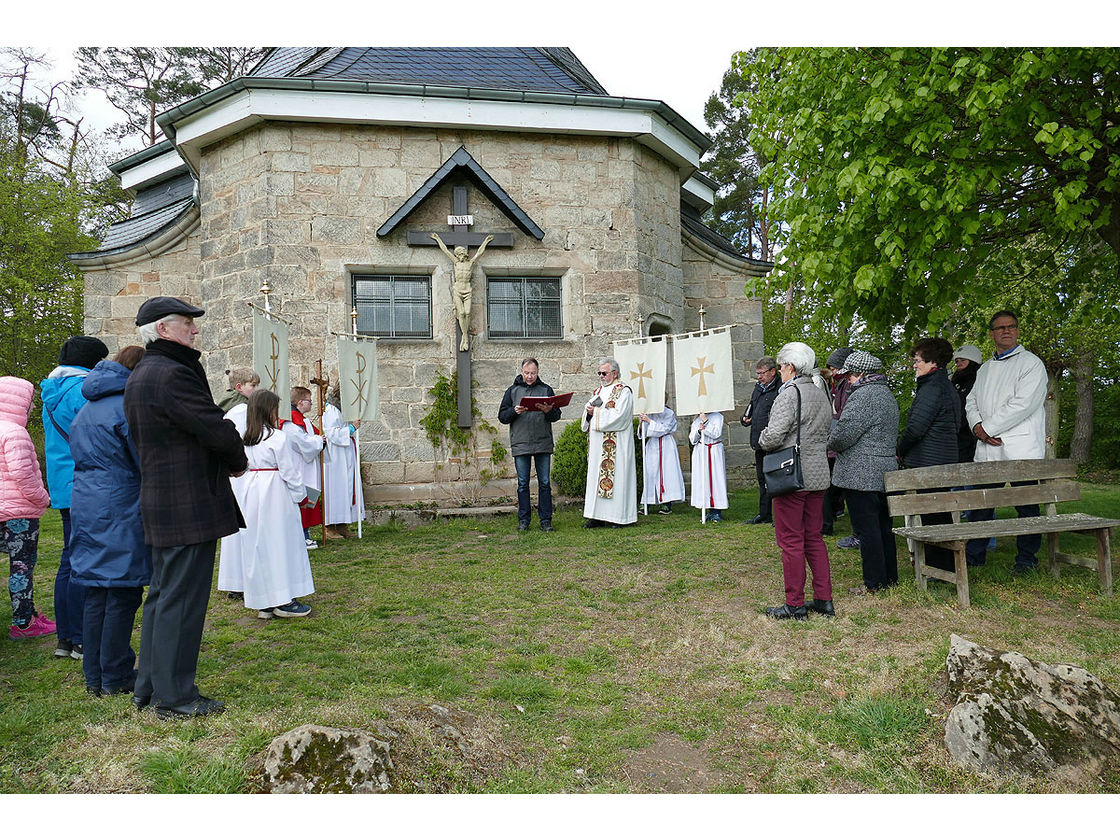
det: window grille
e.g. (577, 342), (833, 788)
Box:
(352, 274), (432, 338)
(487, 276), (562, 339)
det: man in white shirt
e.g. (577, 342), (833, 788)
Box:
(964, 309), (1048, 573)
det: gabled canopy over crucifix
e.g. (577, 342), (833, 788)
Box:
(378, 146), (545, 427)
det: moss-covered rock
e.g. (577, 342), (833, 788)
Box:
(264, 724), (397, 793)
(944, 634), (1120, 783)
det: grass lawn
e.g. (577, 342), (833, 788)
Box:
(2, 486), (1119, 794)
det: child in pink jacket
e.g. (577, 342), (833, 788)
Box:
(1, 376), (56, 639)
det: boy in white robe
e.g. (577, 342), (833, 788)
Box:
(322, 385), (365, 538)
(639, 404), (685, 514)
(689, 411), (728, 523)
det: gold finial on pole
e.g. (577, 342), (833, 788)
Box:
(636, 313), (645, 338)
(351, 306), (359, 337)
(260, 277), (273, 313)
(698, 306), (706, 332)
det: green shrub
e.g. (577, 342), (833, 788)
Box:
(550, 417), (645, 498)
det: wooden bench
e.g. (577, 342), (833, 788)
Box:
(884, 459), (1119, 608)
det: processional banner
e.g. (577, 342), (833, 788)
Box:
(671, 327), (735, 416)
(337, 336), (379, 424)
(612, 336), (667, 415)
(253, 310), (289, 403)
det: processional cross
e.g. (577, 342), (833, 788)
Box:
(408, 184), (512, 427)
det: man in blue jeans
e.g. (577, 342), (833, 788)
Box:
(498, 358), (562, 532)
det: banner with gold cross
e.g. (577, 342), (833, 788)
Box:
(253, 310), (290, 404)
(612, 336), (667, 415)
(671, 327), (735, 416)
(337, 335), (380, 423)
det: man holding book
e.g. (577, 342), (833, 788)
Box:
(498, 358), (565, 532)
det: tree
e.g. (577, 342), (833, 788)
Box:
(701, 50), (774, 261)
(743, 48), (1120, 333)
(73, 48), (267, 147)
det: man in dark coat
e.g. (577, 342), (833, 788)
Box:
(498, 358), (562, 532)
(740, 356), (779, 524)
(123, 297), (247, 719)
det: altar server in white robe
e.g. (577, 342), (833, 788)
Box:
(221, 389), (314, 619)
(322, 384), (365, 539)
(689, 411), (728, 523)
(639, 403), (685, 514)
(581, 358), (637, 527)
(285, 386), (325, 547)
(216, 388), (255, 596)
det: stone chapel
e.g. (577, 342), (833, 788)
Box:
(71, 47), (773, 504)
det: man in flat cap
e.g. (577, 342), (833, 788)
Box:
(123, 297), (247, 719)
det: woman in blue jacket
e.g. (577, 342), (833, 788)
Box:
(68, 347), (152, 696)
(41, 335), (108, 659)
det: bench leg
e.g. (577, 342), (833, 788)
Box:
(1096, 529), (1113, 598)
(953, 542), (970, 609)
(914, 540), (928, 592)
(1047, 533), (1061, 579)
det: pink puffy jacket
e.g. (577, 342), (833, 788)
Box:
(0, 376), (51, 521)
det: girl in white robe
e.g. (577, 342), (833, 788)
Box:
(689, 411), (728, 522)
(216, 400), (251, 596)
(322, 388), (365, 537)
(220, 389), (314, 619)
(639, 406), (685, 513)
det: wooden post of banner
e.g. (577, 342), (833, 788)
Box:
(310, 360), (330, 545)
(351, 306), (363, 540)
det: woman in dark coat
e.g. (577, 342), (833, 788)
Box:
(69, 346), (151, 696)
(827, 351), (900, 593)
(897, 338), (961, 571)
(951, 345), (983, 463)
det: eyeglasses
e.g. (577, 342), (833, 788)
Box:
(990, 323), (1018, 332)
(597, 371), (611, 377)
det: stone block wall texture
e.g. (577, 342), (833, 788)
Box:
(84, 121), (763, 502)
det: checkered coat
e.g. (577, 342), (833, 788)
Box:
(123, 340), (248, 548)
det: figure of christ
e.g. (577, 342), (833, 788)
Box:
(431, 233), (494, 352)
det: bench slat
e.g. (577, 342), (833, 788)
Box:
(894, 513), (1120, 543)
(884, 459), (1077, 492)
(887, 479), (1082, 517)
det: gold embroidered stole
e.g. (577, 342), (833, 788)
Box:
(596, 382), (626, 499)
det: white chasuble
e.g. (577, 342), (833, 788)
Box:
(218, 429), (314, 610)
(641, 406), (685, 505)
(689, 411), (728, 510)
(322, 403), (366, 525)
(580, 380), (637, 524)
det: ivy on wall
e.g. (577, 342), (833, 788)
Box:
(419, 369), (507, 485)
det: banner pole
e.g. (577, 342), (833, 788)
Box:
(310, 359), (329, 544)
(351, 306), (363, 540)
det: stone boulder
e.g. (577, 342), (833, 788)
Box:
(264, 724), (397, 793)
(944, 634), (1120, 783)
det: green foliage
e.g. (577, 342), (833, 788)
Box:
(418, 368), (506, 487)
(138, 743), (246, 794)
(741, 47), (1120, 334)
(551, 419), (589, 496)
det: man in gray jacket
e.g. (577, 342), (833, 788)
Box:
(498, 358), (562, 532)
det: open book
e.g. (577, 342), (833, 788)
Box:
(519, 392), (573, 410)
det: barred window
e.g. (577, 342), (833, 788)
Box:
(487, 276), (562, 339)
(352, 274), (432, 338)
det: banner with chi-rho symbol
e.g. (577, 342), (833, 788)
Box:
(337, 335), (379, 423)
(253, 311), (289, 404)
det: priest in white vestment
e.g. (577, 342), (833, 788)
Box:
(639, 404), (685, 513)
(322, 386), (365, 538)
(581, 358), (637, 527)
(689, 411), (728, 523)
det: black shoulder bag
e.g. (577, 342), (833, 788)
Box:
(762, 384), (804, 496)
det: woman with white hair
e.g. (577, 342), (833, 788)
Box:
(758, 342), (835, 619)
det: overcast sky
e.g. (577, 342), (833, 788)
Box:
(7, 0), (1109, 151)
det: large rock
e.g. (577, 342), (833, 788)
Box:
(264, 724), (397, 793)
(944, 634), (1120, 782)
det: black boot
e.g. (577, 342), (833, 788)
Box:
(808, 599), (835, 617)
(582, 518), (605, 529)
(765, 604), (808, 620)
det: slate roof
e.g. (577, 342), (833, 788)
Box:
(248, 48), (608, 95)
(70, 172), (197, 259)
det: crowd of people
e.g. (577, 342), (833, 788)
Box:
(4, 303), (1048, 715)
(502, 309), (1046, 620)
(2, 296), (366, 718)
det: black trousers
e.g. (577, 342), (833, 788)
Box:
(845, 490), (898, 590)
(134, 540), (217, 707)
(753, 450), (772, 521)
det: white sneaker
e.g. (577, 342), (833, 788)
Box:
(305, 539), (319, 550)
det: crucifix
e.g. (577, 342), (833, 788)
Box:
(408, 184), (512, 427)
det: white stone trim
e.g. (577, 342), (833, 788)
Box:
(169, 87), (705, 175)
(118, 149), (191, 192)
(682, 176), (715, 210)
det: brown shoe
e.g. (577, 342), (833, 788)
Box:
(321, 526), (343, 541)
(333, 523), (353, 538)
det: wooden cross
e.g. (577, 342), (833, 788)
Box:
(691, 356), (715, 397)
(630, 361), (654, 400)
(407, 184), (514, 428)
